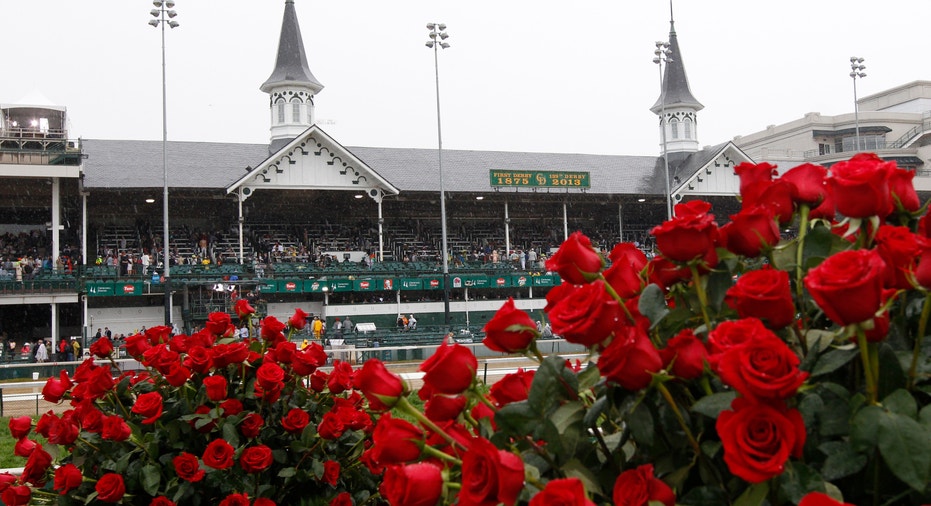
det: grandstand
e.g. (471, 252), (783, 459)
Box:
(0, 1), (760, 351)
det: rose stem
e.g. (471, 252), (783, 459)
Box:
(855, 326), (878, 405)
(907, 293), (931, 391)
(688, 263), (713, 332)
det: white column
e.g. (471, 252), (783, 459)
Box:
(237, 190), (244, 264)
(51, 177), (61, 262)
(378, 199), (384, 262)
(563, 202), (568, 241)
(504, 201), (510, 257)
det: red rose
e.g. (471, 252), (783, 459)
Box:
(329, 492), (352, 506)
(131, 391), (164, 424)
(805, 249), (886, 326)
(650, 200), (719, 262)
(318, 411), (346, 440)
(735, 161), (777, 199)
(717, 334), (808, 400)
(660, 329), (708, 380)
(203, 374), (228, 402)
(261, 316), (287, 343)
(211, 342), (249, 368)
(720, 205), (780, 258)
(164, 362), (192, 387)
(828, 153), (895, 218)
(327, 360), (354, 394)
(420, 342), (477, 395)
(888, 166), (920, 213)
(150, 497), (177, 506)
(239, 445), (274, 473)
(372, 414), (424, 464)
(142, 344), (179, 374)
(530, 477), (595, 506)
(240, 412), (264, 439)
(424, 394), (467, 422)
(289, 308), (309, 330)
(221, 398), (244, 416)
(354, 359), (406, 411)
(597, 326), (663, 390)
(0, 472), (16, 492)
(95, 473), (126, 503)
(256, 361), (285, 392)
(323, 460), (340, 486)
(42, 370), (73, 403)
(202, 439), (236, 469)
(8, 416), (32, 439)
(482, 297), (538, 353)
(725, 266), (796, 329)
(707, 318), (769, 370)
(219, 493), (250, 506)
(646, 255), (691, 290)
(379, 463), (444, 506)
(90, 337), (114, 358)
(746, 179), (795, 225)
(780, 162), (828, 206)
(1, 486), (31, 506)
(603, 244), (647, 299)
(101, 415), (131, 441)
(53, 463), (82, 495)
(21, 444), (52, 485)
(549, 280), (622, 347)
(489, 368), (535, 407)
(233, 299), (256, 319)
(47, 418), (79, 445)
(717, 397), (806, 483)
(184, 345), (214, 374)
(612, 463), (675, 506)
(205, 311), (235, 337)
(310, 370), (328, 392)
(809, 183), (836, 220)
(874, 225), (920, 290)
(292, 342), (328, 376)
(13, 438), (36, 458)
(798, 491), (855, 506)
(173, 452), (205, 482)
(459, 438), (524, 506)
(281, 408), (310, 434)
(545, 231), (605, 284)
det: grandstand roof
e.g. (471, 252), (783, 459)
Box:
(81, 138), (696, 196)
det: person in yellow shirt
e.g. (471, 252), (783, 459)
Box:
(312, 316), (323, 340)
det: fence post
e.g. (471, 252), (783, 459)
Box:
(0, 387), (3, 417)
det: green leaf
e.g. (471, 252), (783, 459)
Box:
(882, 388), (918, 419)
(528, 356), (578, 413)
(771, 241), (798, 271)
(626, 403), (655, 447)
(733, 481), (769, 506)
(805, 329), (838, 354)
(818, 441), (868, 481)
(877, 410), (931, 492)
(705, 269), (735, 313)
(849, 405), (882, 453)
(577, 362), (602, 391)
(639, 283), (669, 328)
(141, 463), (161, 496)
(801, 223), (841, 268)
(278, 467), (297, 478)
(920, 404), (931, 428)
(679, 486), (730, 506)
(877, 344), (908, 400)
(778, 461), (826, 505)
(583, 395), (608, 428)
(560, 458), (603, 497)
(549, 401), (584, 456)
(810, 348), (859, 377)
(690, 391), (736, 419)
(495, 401), (539, 437)
(221, 419), (241, 448)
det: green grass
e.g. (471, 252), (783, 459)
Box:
(0, 417), (27, 469)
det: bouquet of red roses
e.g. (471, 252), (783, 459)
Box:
(3, 302), (382, 505)
(353, 153), (930, 506)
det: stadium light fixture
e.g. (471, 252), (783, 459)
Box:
(427, 22), (452, 327)
(654, 40), (673, 219)
(850, 57), (866, 151)
(150, 0), (180, 327)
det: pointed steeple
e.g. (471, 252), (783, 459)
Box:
(650, 4), (702, 113)
(651, 1), (703, 154)
(261, 0), (323, 94)
(262, 0), (323, 153)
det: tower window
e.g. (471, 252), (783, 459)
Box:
(292, 102), (301, 123)
(684, 118), (692, 139)
(670, 118), (679, 140)
(277, 103), (285, 123)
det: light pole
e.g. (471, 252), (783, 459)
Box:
(850, 57), (866, 152)
(149, 1), (179, 326)
(426, 23), (451, 327)
(654, 41), (673, 219)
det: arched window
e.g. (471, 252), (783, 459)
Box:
(670, 118), (679, 140)
(684, 118), (693, 139)
(292, 102), (301, 123)
(277, 102), (285, 124)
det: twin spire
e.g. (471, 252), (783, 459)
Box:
(261, 1), (702, 155)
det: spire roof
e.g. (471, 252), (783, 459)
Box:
(260, 0), (323, 94)
(650, 5), (703, 113)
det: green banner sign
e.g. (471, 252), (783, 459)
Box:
(489, 170), (590, 188)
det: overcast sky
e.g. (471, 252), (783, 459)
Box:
(2, 1), (928, 156)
